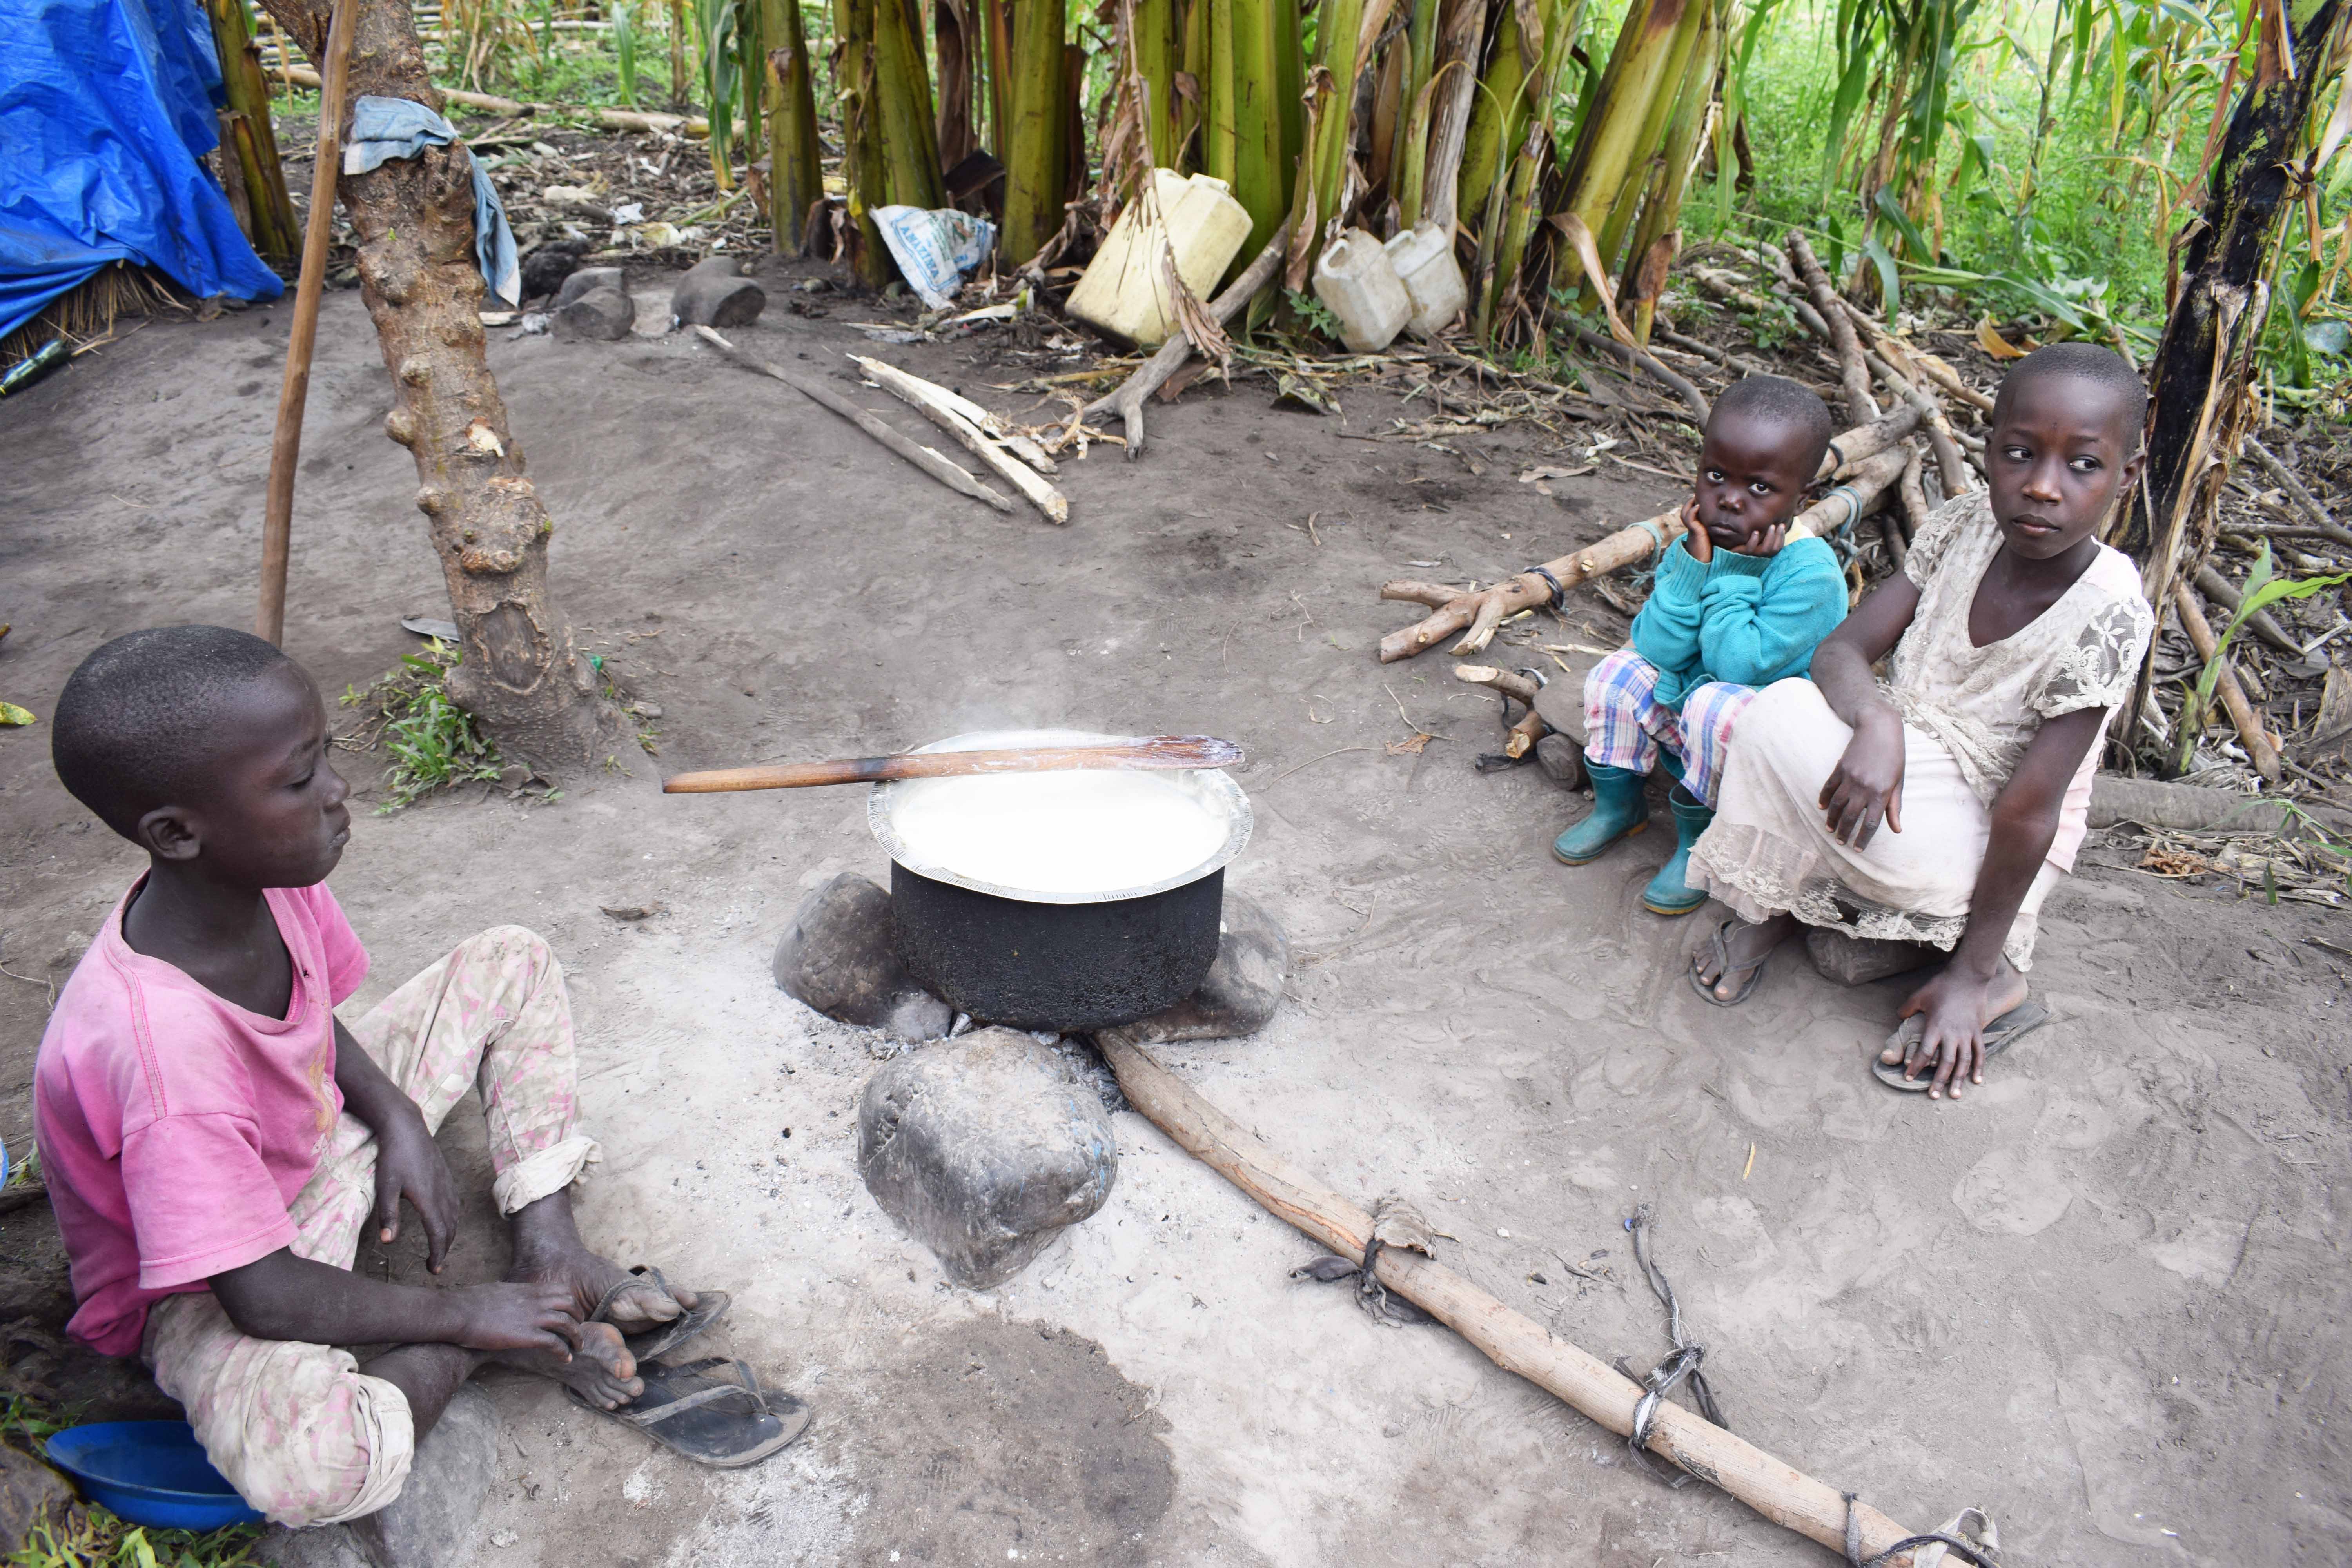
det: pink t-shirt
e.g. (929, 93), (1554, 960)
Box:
(34, 879), (369, 1356)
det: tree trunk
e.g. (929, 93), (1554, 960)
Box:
(763, 0), (824, 249)
(1001, 0), (1070, 263)
(2112, 0), (2346, 752)
(206, 0), (302, 261)
(936, 0), (978, 171)
(256, 0), (619, 768)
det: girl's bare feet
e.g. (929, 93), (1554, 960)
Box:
(1691, 913), (1796, 1002)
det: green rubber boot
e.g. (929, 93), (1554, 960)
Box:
(1553, 762), (1649, 864)
(1641, 784), (1715, 916)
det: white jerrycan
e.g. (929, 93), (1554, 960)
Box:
(1310, 229), (1412, 353)
(1382, 223), (1467, 339)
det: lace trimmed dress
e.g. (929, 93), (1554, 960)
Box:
(1687, 490), (2155, 969)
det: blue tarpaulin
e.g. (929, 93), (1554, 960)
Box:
(0, 0), (284, 343)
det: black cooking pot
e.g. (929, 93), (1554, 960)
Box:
(870, 730), (1253, 1033)
(889, 863), (1224, 1030)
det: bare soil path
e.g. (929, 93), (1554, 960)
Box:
(2, 267), (2348, 1566)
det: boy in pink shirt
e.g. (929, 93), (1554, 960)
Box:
(35, 627), (792, 1526)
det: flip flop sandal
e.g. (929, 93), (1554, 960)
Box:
(588, 1265), (730, 1364)
(570, 1355), (810, 1468)
(1873, 1001), (2054, 1092)
(1688, 919), (1773, 1008)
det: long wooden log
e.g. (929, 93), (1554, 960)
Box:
(1098, 1038), (1936, 1564)
(274, 60), (528, 114)
(851, 354), (1069, 523)
(1377, 413), (1919, 662)
(695, 327), (1015, 513)
(1082, 219), (1294, 461)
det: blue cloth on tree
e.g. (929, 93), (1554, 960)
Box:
(343, 95), (520, 305)
(0, 0), (283, 341)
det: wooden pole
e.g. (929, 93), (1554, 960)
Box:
(1098, 1038), (1938, 1565)
(254, 0), (358, 647)
(694, 327), (1016, 512)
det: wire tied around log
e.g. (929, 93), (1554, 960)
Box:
(1624, 1205), (1726, 1486)
(1841, 1497), (2006, 1568)
(1290, 1194), (1438, 1325)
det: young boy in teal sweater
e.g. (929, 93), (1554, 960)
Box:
(1554, 376), (1848, 914)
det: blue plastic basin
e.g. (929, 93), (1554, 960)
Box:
(44, 1421), (264, 1531)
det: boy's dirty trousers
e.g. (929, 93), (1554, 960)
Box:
(141, 927), (601, 1528)
(1582, 646), (1757, 807)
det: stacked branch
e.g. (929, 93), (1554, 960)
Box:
(1376, 408), (1920, 662)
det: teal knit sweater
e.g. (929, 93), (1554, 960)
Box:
(1628, 535), (1848, 710)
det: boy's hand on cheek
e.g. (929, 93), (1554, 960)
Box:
(1681, 497), (1711, 563)
(374, 1115), (461, 1273)
(1735, 521), (1789, 557)
(452, 1281), (586, 1355)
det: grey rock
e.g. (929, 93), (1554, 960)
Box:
(553, 265), (625, 309)
(0, 1444), (73, 1555)
(554, 286), (635, 340)
(858, 1028), (1117, 1289)
(773, 874), (953, 1042)
(1804, 926), (1936, 987)
(254, 1524), (372, 1568)
(1534, 732), (1586, 789)
(347, 1383), (498, 1568)
(1096, 893), (1287, 1047)
(1530, 659), (1592, 745)
(670, 257), (765, 328)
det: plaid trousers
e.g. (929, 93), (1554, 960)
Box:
(1581, 647), (1758, 808)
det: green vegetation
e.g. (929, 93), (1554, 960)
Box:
(340, 641), (504, 811)
(236, 0), (2352, 392)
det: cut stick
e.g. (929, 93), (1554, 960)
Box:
(1454, 666), (1548, 756)
(850, 354), (1069, 523)
(1560, 321), (1710, 425)
(1083, 218), (1294, 461)
(1377, 415), (1918, 662)
(694, 327), (1014, 513)
(2173, 581), (2282, 783)
(664, 735), (1242, 793)
(847, 358), (1057, 474)
(1098, 1038), (1938, 1566)
(254, 0), (358, 647)
(2244, 435), (2352, 549)
(1784, 233), (1878, 424)
(2193, 563), (2300, 657)
(1891, 444), (1926, 568)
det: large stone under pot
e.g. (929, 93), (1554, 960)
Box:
(869, 729), (1253, 1031)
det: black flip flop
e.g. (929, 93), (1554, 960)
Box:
(1873, 1001), (2053, 1092)
(589, 1265), (730, 1364)
(570, 1355), (810, 1468)
(1689, 919), (1773, 1007)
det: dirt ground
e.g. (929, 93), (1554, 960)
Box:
(4, 265), (2350, 1568)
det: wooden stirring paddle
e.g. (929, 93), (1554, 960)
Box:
(663, 736), (1244, 794)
